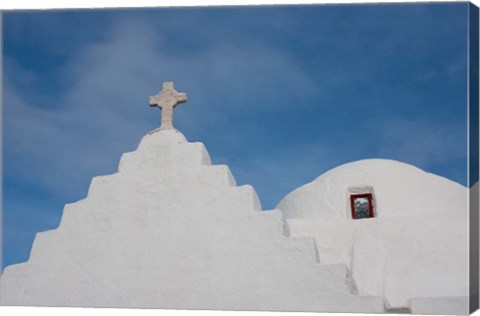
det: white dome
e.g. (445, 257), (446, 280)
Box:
(275, 158), (468, 310)
(277, 159), (466, 221)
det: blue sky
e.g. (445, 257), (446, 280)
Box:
(2, 3), (469, 269)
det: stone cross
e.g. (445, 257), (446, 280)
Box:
(149, 82), (188, 130)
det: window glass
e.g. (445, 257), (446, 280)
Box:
(350, 193), (374, 219)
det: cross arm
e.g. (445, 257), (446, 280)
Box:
(149, 96), (159, 107)
(175, 93), (188, 103)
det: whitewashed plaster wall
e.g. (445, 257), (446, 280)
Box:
(277, 159), (469, 312)
(0, 130), (385, 313)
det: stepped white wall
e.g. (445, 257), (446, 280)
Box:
(0, 130), (385, 312)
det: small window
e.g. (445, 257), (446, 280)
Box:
(350, 193), (375, 219)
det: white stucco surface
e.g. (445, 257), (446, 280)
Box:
(409, 297), (469, 315)
(0, 130), (385, 312)
(276, 159), (469, 312)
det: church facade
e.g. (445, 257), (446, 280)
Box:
(0, 83), (471, 314)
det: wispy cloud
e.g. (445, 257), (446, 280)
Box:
(4, 15), (319, 202)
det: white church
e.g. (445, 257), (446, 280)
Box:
(0, 82), (470, 314)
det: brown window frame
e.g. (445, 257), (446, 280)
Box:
(350, 193), (375, 219)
